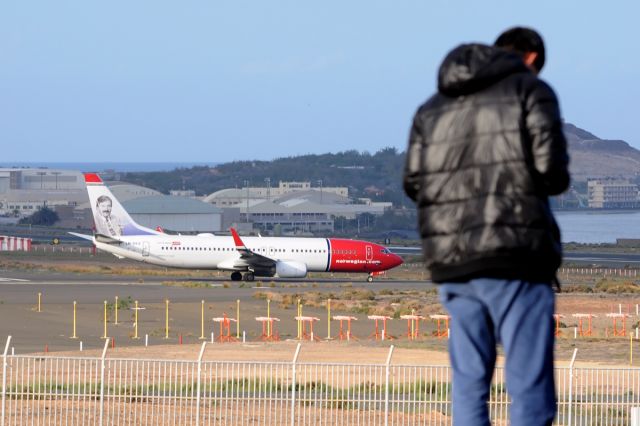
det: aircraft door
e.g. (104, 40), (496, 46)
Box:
(366, 245), (373, 261)
(142, 242), (150, 257)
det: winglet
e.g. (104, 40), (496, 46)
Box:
(84, 173), (103, 184)
(230, 228), (246, 248)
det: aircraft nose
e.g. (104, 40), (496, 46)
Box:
(390, 253), (403, 268)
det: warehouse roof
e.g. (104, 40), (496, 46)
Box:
(123, 195), (222, 214)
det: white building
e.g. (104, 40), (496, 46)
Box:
(588, 179), (639, 209)
(203, 181), (348, 207)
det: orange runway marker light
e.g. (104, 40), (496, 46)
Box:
(294, 316), (321, 341)
(606, 313), (630, 337)
(212, 313), (238, 343)
(367, 315), (395, 341)
(255, 316), (281, 341)
(553, 314), (565, 337)
(332, 316), (358, 341)
(429, 314), (450, 339)
(401, 314), (425, 340)
(572, 313), (597, 337)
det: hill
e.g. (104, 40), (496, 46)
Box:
(122, 123), (639, 201)
(564, 123), (640, 181)
(123, 148), (409, 205)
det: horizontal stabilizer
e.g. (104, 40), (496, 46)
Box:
(68, 232), (93, 242)
(95, 234), (122, 244)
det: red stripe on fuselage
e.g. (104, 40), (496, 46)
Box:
(328, 239), (383, 272)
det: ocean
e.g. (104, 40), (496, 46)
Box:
(555, 210), (640, 244)
(0, 162), (217, 173)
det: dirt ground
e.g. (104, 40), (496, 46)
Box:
(3, 251), (640, 368)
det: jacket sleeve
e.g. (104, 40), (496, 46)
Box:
(524, 80), (570, 195)
(403, 114), (423, 202)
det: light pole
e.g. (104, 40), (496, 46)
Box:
(317, 179), (323, 204)
(265, 177), (271, 201)
(244, 180), (250, 222)
(36, 171), (46, 189)
(51, 172), (61, 190)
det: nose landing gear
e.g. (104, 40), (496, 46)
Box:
(367, 274), (374, 283)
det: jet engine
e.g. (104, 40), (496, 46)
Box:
(275, 260), (308, 278)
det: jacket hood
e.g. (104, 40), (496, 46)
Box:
(438, 44), (530, 97)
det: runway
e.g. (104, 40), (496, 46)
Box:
(392, 246), (640, 267)
(563, 251), (640, 266)
(0, 272), (434, 353)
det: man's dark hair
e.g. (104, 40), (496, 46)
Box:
(494, 27), (545, 72)
(96, 195), (112, 207)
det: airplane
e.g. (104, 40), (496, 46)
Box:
(70, 173), (404, 282)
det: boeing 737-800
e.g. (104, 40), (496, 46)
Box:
(71, 173), (403, 282)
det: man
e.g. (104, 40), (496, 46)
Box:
(94, 195), (123, 237)
(403, 27), (569, 425)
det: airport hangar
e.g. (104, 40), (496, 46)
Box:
(0, 168), (223, 234)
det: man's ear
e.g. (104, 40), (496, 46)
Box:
(523, 52), (539, 71)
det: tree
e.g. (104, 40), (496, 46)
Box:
(18, 207), (59, 226)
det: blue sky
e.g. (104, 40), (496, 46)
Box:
(1, 1), (638, 162)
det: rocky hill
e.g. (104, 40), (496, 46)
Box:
(564, 123), (640, 181)
(123, 123), (638, 200)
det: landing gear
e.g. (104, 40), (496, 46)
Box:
(244, 272), (255, 282)
(231, 271), (242, 281)
(367, 274), (374, 283)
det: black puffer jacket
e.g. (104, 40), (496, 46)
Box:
(403, 44), (570, 283)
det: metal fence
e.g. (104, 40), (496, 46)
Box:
(2, 337), (640, 425)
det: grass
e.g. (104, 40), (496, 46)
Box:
(162, 281), (213, 288)
(252, 288), (444, 317)
(594, 279), (640, 294)
(5, 378), (452, 402)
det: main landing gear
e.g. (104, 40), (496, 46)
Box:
(230, 271), (255, 282)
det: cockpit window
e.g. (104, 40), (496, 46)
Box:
(380, 248), (390, 254)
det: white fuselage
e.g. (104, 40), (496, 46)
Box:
(96, 234), (330, 271)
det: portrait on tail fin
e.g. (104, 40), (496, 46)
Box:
(84, 173), (158, 237)
(93, 195), (123, 237)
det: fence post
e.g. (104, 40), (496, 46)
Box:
(290, 343), (302, 426)
(567, 348), (578, 426)
(99, 337), (110, 426)
(1, 336), (12, 426)
(384, 345), (395, 426)
(195, 341), (207, 424)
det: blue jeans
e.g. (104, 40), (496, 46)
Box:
(439, 278), (556, 426)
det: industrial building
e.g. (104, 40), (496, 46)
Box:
(588, 179), (640, 208)
(0, 168), (86, 217)
(122, 195), (222, 233)
(205, 181), (391, 234)
(1, 168), (222, 233)
(204, 181), (348, 207)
